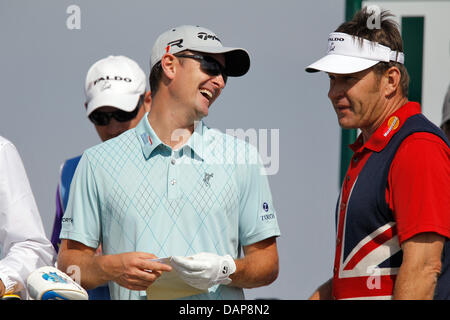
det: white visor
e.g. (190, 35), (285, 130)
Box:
(305, 32), (404, 74)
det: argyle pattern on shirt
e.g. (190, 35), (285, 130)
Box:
(61, 116), (280, 300)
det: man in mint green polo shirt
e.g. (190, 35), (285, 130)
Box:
(58, 25), (280, 300)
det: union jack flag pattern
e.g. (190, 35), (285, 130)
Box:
(332, 113), (450, 300)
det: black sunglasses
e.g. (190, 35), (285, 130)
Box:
(88, 95), (143, 126)
(174, 54), (228, 83)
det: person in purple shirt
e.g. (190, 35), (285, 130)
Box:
(51, 55), (151, 299)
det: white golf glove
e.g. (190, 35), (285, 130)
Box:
(171, 252), (236, 290)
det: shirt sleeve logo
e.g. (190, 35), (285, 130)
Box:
(261, 202), (275, 221)
(62, 217), (73, 224)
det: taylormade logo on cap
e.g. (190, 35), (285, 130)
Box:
(164, 31), (221, 51)
(150, 25), (251, 77)
(150, 25), (222, 70)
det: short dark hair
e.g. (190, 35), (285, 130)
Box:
(149, 51), (189, 98)
(335, 7), (410, 97)
(149, 62), (162, 98)
(442, 120), (450, 141)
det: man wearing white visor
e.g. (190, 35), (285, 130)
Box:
(306, 8), (450, 300)
(58, 25), (280, 300)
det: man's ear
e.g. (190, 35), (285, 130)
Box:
(160, 53), (177, 80)
(143, 91), (152, 112)
(384, 66), (402, 97)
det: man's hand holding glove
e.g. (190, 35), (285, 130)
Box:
(171, 252), (236, 290)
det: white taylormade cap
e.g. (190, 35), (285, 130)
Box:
(305, 32), (405, 74)
(150, 25), (250, 77)
(85, 55), (146, 116)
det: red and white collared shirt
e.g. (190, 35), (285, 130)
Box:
(332, 102), (450, 300)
